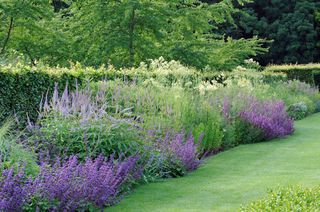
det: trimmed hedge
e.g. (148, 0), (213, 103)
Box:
(0, 64), (111, 124)
(265, 63), (320, 87)
(202, 70), (286, 85)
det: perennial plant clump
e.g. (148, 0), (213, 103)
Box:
(166, 132), (202, 171)
(1, 58), (318, 211)
(144, 132), (201, 179)
(239, 98), (294, 140)
(0, 155), (141, 211)
(287, 102), (309, 120)
(28, 83), (142, 161)
(0, 168), (34, 211)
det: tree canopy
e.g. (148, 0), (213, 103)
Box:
(4, 0), (318, 69)
(222, 0), (320, 65)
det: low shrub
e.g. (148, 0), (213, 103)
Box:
(241, 186), (320, 211)
(287, 102), (309, 120)
(0, 155), (141, 211)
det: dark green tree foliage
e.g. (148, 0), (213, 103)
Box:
(224, 0), (320, 65)
(52, 0), (69, 12)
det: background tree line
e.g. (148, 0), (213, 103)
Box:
(0, 0), (319, 69)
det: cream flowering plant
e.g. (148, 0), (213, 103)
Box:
(197, 80), (222, 95)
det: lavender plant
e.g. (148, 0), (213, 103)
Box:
(169, 132), (202, 171)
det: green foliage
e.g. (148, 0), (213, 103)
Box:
(0, 120), (38, 175)
(23, 196), (53, 212)
(241, 186), (320, 211)
(287, 102), (309, 120)
(240, 78), (319, 118)
(143, 152), (185, 181)
(3, 59), (285, 126)
(184, 101), (223, 151)
(91, 80), (224, 152)
(0, 0), (69, 65)
(108, 114), (320, 211)
(1, 59), (319, 165)
(202, 68), (287, 86)
(234, 119), (264, 144)
(227, 0), (320, 65)
(0, 0), (265, 69)
(221, 122), (237, 148)
(30, 113), (143, 161)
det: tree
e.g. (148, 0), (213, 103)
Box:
(66, 0), (265, 69)
(0, 0), (69, 65)
(0, 0), (266, 69)
(225, 0), (320, 65)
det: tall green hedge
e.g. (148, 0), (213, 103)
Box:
(265, 64), (320, 87)
(0, 64), (111, 124)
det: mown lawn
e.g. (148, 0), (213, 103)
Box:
(110, 113), (320, 211)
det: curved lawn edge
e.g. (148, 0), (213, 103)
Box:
(109, 113), (320, 212)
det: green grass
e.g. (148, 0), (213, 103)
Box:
(110, 113), (320, 212)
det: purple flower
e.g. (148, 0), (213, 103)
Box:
(35, 155), (141, 210)
(157, 132), (201, 172)
(0, 168), (34, 211)
(170, 133), (201, 171)
(239, 98), (294, 140)
(0, 155), (142, 211)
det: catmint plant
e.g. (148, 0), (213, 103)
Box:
(239, 98), (294, 140)
(0, 155), (141, 211)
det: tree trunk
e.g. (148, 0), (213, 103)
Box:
(24, 47), (36, 66)
(0, 17), (14, 55)
(128, 8), (136, 67)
